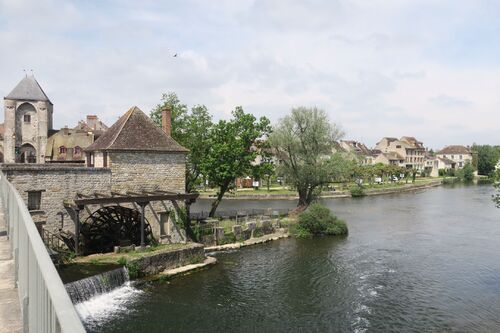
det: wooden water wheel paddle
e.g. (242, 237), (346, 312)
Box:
(80, 206), (155, 255)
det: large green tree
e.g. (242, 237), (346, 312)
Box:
(472, 144), (499, 176)
(202, 107), (271, 217)
(269, 107), (345, 209)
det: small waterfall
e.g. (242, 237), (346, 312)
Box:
(65, 267), (130, 304)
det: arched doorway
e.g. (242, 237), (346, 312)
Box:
(19, 143), (36, 163)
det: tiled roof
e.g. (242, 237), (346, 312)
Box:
(85, 106), (188, 153)
(5, 76), (51, 102)
(437, 145), (471, 155)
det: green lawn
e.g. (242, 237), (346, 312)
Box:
(198, 177), (443, 197)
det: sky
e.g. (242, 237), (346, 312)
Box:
(0, 0), (499, 149)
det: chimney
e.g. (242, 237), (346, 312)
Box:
(86, 115), (98, 130)
(161, 106), (172, 136)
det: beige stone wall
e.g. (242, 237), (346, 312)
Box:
(2, 165), (112, 231)
(1, 151), (188, 243)
(109, 151), (186, 193)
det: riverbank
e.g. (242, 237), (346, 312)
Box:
(198, 179), (443, 200)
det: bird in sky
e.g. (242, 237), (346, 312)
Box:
(173, 53), (178, 57)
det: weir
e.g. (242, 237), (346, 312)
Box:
(65, 267), (130, 304)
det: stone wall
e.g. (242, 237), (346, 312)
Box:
(1, 159), (188, 243)
(1, 164), (111, 231)
(109, 151), (186, 193)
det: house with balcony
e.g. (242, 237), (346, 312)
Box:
(374, 136), (426, 170)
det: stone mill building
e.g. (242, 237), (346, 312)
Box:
(1, 76), (192, 246)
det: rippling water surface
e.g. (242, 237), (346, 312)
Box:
(86, 185), (500, 332)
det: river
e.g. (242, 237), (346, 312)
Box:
(82, 184), (500, 332)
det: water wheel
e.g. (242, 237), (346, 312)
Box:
(80, 206), (156, 255)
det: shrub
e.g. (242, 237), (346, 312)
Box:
(350, 185), (365, 197)
(117, 256), (127, 266)
(126, 262), (140, 279)
(456, 162), (475, 182)
(296, 204), (348, 237)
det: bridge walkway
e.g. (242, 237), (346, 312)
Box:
(0, 202), (22, 333)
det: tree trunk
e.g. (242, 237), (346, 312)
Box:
(266, 176), (270, 192)
(183, 203), (197, 241)
(209, 182), (230, 217)
(296, 187), (308, 209)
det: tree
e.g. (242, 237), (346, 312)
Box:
(472, 144), (499, 176)
(150, 93), (213, 193)
(202, 107), (271, 217)
(456, 162), (475, 182)
(252, 155), (275, 191)
(269, 107), (344, 209)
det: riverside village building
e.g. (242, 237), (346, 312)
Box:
(1, 75), (193, 246)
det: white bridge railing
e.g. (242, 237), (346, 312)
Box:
(0, 173), (86, 333)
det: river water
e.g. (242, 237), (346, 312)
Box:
(84, 185), (500, 333)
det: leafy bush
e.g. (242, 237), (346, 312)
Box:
(296, 204), (348, 237)
(126, 262), (140, 279)
(456, 162), (475, 182)
(350, 185), (365, 197)
(117, 256), (127, 266)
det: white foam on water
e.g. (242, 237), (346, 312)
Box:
(75, 282), (143, 324)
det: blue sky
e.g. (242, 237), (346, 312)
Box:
(0, 0), (499, 149)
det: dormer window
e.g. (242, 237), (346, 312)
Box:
(59, 146), (67, 154)
(24, 114), (31, 123)
(74, 146), (82, 155)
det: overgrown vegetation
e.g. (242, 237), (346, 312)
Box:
(455, 162), (475, 182)
(349, 185), (366, 197)
(294, 204), (348, 237)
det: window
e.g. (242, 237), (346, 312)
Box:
(451, 155), (454, 159)
(59, 146), (67, 154)
(74, 146), (82, 155)
(27, 191), (42, 211)
(24, 114), (31, 123)
(459, 155), (462, 160)
(396, 145), (401, 148)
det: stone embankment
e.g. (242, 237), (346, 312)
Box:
(205, 230), (289, 252)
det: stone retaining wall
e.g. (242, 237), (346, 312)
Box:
(131, 243), (205, 276)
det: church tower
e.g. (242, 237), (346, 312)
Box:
(3, 75), (53, 163)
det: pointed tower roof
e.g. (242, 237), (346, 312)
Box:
(5, 75), (51, 103)
(85, 106), (188, 152)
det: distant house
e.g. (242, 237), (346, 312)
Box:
(436, 145), (473, 169)
(373, 151), (405, 166)
(424, 155), (456, 177)
(45, 128), (94, 163)
(374, 136), (426, 170)
(339, 140), (373, 165)
(74, 115), (109, 140)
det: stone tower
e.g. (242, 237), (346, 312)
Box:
(3, 76), (53, 163)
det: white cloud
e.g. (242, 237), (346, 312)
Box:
(0, 0), (499, 148)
